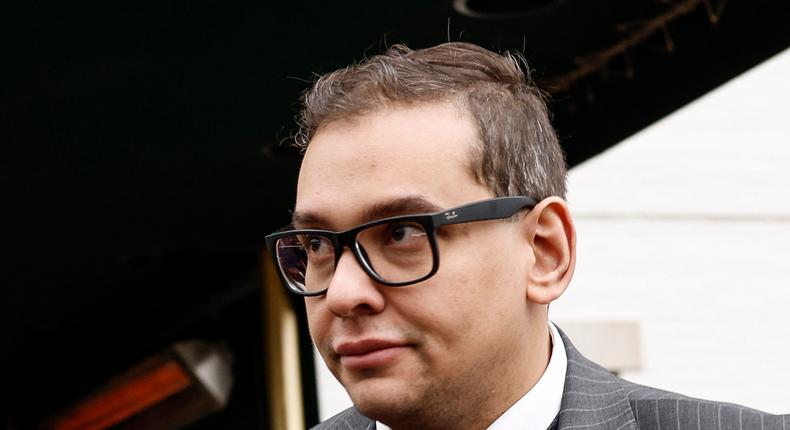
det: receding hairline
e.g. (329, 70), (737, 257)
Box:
(307, 94), (470, 140)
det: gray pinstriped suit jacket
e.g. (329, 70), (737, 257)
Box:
(311, 328), (788, 430)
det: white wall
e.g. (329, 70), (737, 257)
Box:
(314, 47), (790, 419)
(554, 47), (790, 414)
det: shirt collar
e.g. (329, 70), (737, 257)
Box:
(377, 321), (566, 430)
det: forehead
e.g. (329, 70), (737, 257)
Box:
(294, 102), (493, 229)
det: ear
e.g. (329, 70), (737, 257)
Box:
(522, 196), (576, 305)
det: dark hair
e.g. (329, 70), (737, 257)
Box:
(295, 42), (567, 199)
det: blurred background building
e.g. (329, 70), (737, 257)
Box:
(3, 1), (789, 428)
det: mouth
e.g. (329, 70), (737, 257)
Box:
(334, 339), (411, 370)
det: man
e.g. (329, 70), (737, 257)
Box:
(266, 42), (787, 430)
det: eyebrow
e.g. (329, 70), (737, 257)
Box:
(291, 195), (443, 230)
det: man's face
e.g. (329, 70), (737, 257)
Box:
(294, 102), (537, 424)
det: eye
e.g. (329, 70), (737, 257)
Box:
(301, 235), (333, 258)
(385, 222), (427, 245)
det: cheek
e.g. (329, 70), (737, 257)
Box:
(443, 237), (524, 297)
(407, 266), (499, 348)
(430, 236), (526, 331)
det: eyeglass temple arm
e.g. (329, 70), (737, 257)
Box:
(431, 196), (537, 227)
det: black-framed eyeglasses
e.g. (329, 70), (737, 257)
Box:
(265, 196), (537, 296)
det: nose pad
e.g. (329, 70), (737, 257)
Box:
(354, 242), (376, 275)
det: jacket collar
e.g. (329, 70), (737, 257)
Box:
(555, 327), (638, 430)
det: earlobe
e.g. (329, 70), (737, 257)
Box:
(523, 197), (576, 305)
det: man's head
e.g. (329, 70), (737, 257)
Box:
(295, 42), (567, 200)
(280, 42), (576, 429)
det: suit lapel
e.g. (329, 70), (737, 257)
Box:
(555, 328), (639, 430)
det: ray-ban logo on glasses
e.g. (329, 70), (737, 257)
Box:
(444, 211), (458, 220)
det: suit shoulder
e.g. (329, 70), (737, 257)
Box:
(620, 381), (787, 429)
(310, 407), (374, 430)
(618, 379), (689, 402)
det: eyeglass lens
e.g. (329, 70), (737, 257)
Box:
(275, 221), (433, 293)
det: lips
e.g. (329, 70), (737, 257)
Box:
(334, 339), (411, 370)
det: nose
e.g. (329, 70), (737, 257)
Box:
(324, 248), (386, 317)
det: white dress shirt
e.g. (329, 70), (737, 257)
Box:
(378, 321), (567, 430)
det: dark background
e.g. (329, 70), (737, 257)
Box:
(3, 1), (788, 428)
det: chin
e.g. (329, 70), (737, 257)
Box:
(346, 379), (417, 422)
